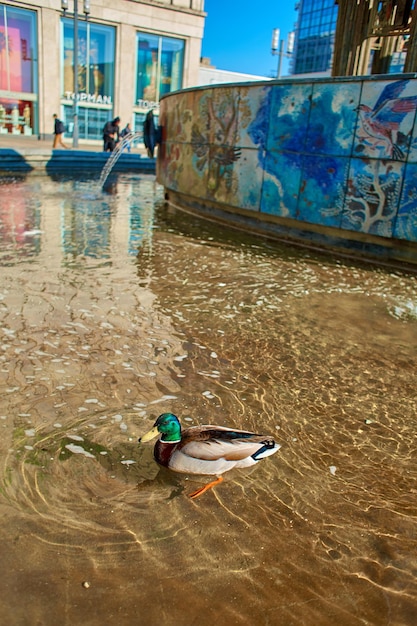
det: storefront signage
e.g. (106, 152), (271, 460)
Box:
(136, 99), (160, 111)
(64, 91), (112, 105)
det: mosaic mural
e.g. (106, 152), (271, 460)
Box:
(158, 77), (417, 244)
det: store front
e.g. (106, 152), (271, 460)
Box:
(0, 1), (204, 142)
(133, 32), (184, 139)
(0, 4), (38, 136)
(60, 17), (115, 140)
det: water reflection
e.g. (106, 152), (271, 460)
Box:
(0, 176), (42, 261)
(0, 173), (416, 625)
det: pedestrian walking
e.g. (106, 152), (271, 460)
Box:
(52, 114), (69, 149)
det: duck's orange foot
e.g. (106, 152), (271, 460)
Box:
(188, 476), (224, 499)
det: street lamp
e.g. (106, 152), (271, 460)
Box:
(61, 0), (90, 148)
(271, 29), (295, 79)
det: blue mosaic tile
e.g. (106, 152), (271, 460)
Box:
(157, 77), (417, 256)
(297, 155), (348, 227)
(259, 150), (302, 218)
(240, 84), (272, 150)
(354, 79), (417, 162)
(266, 83), (313, 153)
(342, 158), (404, 237)
(305, 81), (361, 156)
(394, 162), (417, 241)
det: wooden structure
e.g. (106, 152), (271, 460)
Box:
(333, 0), (417, 76)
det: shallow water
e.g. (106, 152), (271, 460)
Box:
(0, 172), (416, 625)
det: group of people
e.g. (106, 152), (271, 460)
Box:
(52, 109), (160, 157)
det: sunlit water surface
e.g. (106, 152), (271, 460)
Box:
(0, 173), (416, 625)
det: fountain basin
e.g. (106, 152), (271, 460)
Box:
(157, 75), (417, 267)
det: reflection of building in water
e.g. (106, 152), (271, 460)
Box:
(59, 178), (158, 262)
(0, 176), (160, 267)
(0, 1), (204, 141)
(129, 197), (155, 257)
(61, 188), (112, 259)
(0, 183), (41, 254)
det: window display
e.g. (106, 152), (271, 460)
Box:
(136, 32), (184, 105)
(0, 4), (38, 134)
(61, 18), (115, 139)
(62, 18), (115, 102)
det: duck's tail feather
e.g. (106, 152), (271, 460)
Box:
(251, 440), (281, 461)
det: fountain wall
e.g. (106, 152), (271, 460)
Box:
(157, 75), (417, 265)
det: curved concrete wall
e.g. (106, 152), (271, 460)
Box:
(157, 75), (417, 265)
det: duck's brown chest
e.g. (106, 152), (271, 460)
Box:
(154, 440), (179, 468)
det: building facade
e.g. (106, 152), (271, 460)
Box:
(291, 0), (338, 76)
(0, 0), (205, 142)
(332, 0), (416, 77)
(291, 0), (413, 77)
(199, 58), (271, 85)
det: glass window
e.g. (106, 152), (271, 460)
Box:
(300, 14), (311, 29)
(62, 18), (115, 103)
(293, 0), (339, 74)
(0, 97), (37, 135)
(302, 0), (315, 10)
(136, 33), (160, 104)
(62, 103), (110, 141)
(0, 4), (37, 93)
(0, 5), (38, 134)
(389, 51), (407, 73)
(159, 37), (184, 97)
(136, 32), (184, 104)
(311, 12), (321, 26)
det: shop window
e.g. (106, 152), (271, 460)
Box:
(0, 4), (38, 135)
(0, 97), (36, 135)
(135, 32), (184, 105)
(62, 18), (115, 103)
(62, 104), (110, 141)
(61, 18), (115, 140)
(0, 4), (37, 93)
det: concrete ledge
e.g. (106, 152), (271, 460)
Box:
(0, 148), (156, 174)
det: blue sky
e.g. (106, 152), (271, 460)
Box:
(201, 1), (298, 78)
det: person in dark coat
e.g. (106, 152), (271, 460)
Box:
(120, 122), (132, 153)
(103, 116), (120, 152)
(52, 114), (69, 149)
(143, 109), (157, 158)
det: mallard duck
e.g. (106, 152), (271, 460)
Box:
(139, 412), (280, 498)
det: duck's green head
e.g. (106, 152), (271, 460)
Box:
(139, 413), (181, 444)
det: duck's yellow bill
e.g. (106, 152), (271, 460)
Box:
(139, 426), (159, 443)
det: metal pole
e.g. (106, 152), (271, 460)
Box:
(73, 0), (79, 147)
(277, 38), (285, 79)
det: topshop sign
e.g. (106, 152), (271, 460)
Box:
(64, 91), (112, 105)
